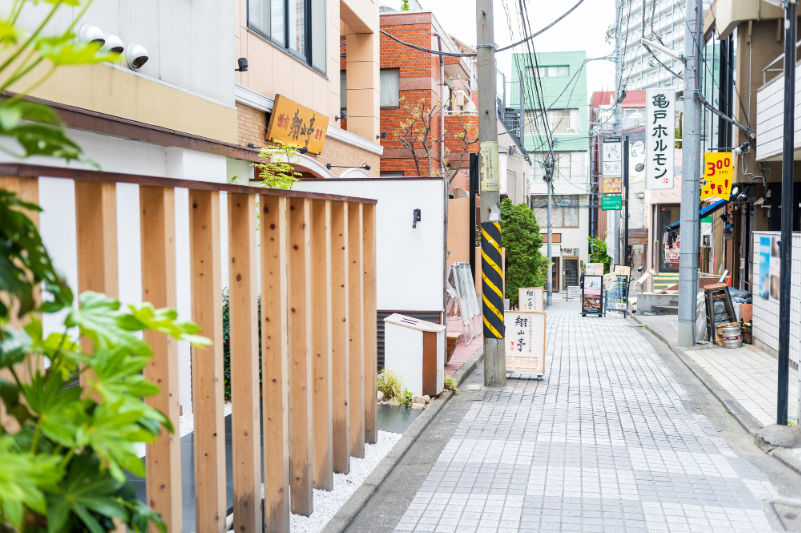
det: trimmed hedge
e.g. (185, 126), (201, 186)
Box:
(501, 198), (548, 308)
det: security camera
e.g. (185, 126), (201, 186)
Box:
(101, 33), (124, 55)
(236, 58), (248, 72)
(79, 24), (105, 46)
(734, 141), (750, 156)
(126, 43), (149, 70)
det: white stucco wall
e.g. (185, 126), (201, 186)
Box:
(18, 0), (235, 105)
(293, 178), (446, 313)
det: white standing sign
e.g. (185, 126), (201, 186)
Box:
(505, 311), (546, 375)
(645, 88), (675, 190)
(519, 287), (544, 311)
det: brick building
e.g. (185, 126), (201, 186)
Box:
(340, 9), (477, 188)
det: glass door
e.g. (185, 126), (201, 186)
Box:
(564, 258), (579, 288)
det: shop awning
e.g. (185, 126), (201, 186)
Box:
(664, 193), (735, 232)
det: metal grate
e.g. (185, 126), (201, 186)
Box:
(377, 310), (441, 371)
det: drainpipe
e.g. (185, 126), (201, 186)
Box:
(434, 32), (449, 322)
(434, 33), (446, 181)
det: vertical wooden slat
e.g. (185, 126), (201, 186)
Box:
(0, 177), (39, 432)
(362, 203), (378, 445)
(347, 203), (365, 459)
(287, 197), (314, 516)
(75, 181), (118, 298)
(228, 193), (261, 533)
(330, 202), (350, 474)
(261, 196), (290, 533)
(311, 200), (334, 490)
(75, 181), (118, 390)
(139, 186), (181, 533)
(188, 190), (226, 533)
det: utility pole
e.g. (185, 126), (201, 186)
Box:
(677, 0), (702, 347)
(778, 0), (796, 425)
(612, 0), (622, 266)
(545, 155), (554, 305)
(476, 0), (505, 388)
(623, 136), (630, 267)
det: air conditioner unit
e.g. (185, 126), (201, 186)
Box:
(567, 128), (577, 133)
(455, 89), (468, 107)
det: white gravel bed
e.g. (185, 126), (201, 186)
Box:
(288, 430), (402, 533)
(134, 402), (233, 458)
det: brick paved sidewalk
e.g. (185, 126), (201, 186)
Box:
(446, 316), (483, 377)
(394, 300), (783, 533)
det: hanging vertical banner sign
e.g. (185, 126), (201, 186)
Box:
(479, 141), (500, 192)
(701, 152), (734, 200)
(645, 88), (675, 190)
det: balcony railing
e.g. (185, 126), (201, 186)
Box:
(0, 164), (378, 533)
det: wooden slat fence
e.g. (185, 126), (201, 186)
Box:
(0, 167), (378, 533)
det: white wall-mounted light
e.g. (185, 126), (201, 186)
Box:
(79, 24), (105, 46)
(102, 33), (124, 55)
(126, 43), (149, 70)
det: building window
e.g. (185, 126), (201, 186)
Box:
(340, 71), (347, 109)
(532, 195), (580, 228)
(528, 152), (586, 182)
(248, 0), (326, 75)
(526, 65), (569, 78)
(525, 109), (580, 134)
(380, 68), (400, 108)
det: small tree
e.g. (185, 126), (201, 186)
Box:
(501, 198), (548, 308)
(253, 140), (303, 189)
(400, 0), (410, 10)
(395, 96), (447, 177)
(443, 112), (479, 189)
(588, 235), (612, 274)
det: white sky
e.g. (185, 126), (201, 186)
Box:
(421, 0), (617, 98)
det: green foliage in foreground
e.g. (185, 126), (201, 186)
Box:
(500, 198), (548, 308)
(0, 191), (210, 532)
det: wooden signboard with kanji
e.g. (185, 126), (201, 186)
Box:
(267, 95), (330, 154)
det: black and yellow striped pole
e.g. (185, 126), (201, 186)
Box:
(476, 0), (505, 387)
(481, 222), (504, 340)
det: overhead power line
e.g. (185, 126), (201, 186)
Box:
(378, 0), (584, 58)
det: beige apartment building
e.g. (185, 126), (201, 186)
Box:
(0, 0), (385, 457)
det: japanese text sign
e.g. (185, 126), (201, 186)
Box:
(701, 152), (734, 200)
(504, 311), (546, 375)
(519, 287), (544, 312)
(603, 138), (621, 178)
(267, 95), (330, 154)
(645, 88), (675, 190)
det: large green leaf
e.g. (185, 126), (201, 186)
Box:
(21, 372), (82, 448)
(46, 453), (127, 533)
(128, 303), (212, 346)
(0, 190), (73, 320)
(0, 436), (62, 528)
(65, 292), (151, 355)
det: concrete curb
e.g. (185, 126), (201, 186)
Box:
(321, 347), (483, 533)
(629, 314), (801, 476)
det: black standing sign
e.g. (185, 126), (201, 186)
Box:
(581, 275), (604, 317)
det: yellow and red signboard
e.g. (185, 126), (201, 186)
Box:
(266, 95), (330, 155)
(701, 152), (734, 200)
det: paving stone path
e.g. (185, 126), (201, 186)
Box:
(393, 300), (782, 533)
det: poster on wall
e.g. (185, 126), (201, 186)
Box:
(664, 235), (680, 264)
(505, 311), (546, 375)
(770, 236), (781, 302)
(645, 88), (676, 190)
(582, 275), (603, 316)
(701, 152), (734, 201)
(758, 235), (771, 300)
(519, 287), (544, 311)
